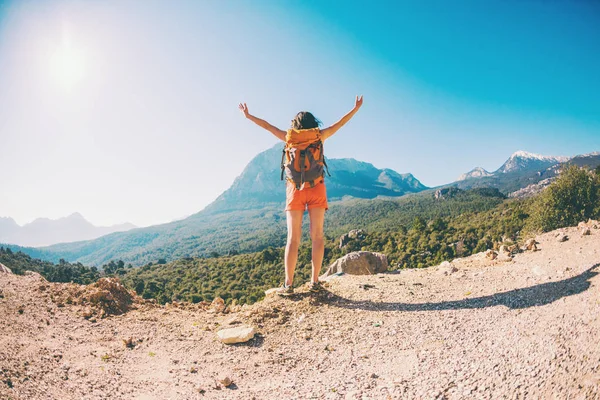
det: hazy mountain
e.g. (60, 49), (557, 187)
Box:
(0, 213), (137, 247)
(0, 217), (20, 239)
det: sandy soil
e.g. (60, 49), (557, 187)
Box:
(1, 225), (599, 400)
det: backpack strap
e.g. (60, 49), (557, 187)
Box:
(280, 147), (286, 181)
(299, 148), (306, 187)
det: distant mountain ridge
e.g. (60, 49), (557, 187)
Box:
(495, 151), (569, 174)
(452, 150), (600, 195)
(0, 213), (136, 247)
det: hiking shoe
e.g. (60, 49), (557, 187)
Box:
(308, 281), (324, 293)
(276, 284), (294, 297)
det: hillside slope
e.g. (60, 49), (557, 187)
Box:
(6, 187), (500, 268)
(1, 225), (599, 399)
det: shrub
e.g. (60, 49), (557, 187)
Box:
(527, 166), (600, 232)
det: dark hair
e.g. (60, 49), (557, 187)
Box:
(291, 111), (322, 130)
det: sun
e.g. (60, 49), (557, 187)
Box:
(49, 30), (86, 89)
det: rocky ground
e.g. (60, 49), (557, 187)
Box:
(1, 225), (599, 400)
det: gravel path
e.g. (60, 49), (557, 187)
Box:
(1, 225), (599, 399)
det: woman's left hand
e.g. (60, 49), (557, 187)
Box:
(354, 95), (363, 110)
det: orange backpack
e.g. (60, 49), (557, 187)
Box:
(280, 127), (330, 189)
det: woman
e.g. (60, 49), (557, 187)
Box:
(239, 95), (363, 295)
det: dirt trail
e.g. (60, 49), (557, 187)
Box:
(1, 226), (599, 400)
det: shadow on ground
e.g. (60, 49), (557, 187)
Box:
(321, 263), (599, 312)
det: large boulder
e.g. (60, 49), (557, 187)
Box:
(323, 251), (388, 276)
(0, 263), (12, 274)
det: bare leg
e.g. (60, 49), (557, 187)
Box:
(284, 210), (303, 286)
(308, 207), (326, 283)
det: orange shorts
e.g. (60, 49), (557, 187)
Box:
(285, 180), (328, 212)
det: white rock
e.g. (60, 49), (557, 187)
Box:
(264, 288), (280, 297)
(0, 263), (12, 274)
(438, 261), (458, 275)
(216, 325), (256, 344)
(323, 251), (388, 277)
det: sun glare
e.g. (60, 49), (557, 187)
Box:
(49, 28), (86, 89)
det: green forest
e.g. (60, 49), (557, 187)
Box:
(2, 166), (599, 306)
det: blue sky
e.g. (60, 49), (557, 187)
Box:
(1, 0), (599, 227)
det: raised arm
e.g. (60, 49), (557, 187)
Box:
(321, 95), (363, 140)
(238, 103), (286, 142)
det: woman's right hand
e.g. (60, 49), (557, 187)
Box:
(238, 102), (250, 118)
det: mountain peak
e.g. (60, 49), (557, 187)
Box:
(509, 150), (569, 162)
(497, 151), (570, 174)
(66, 212), (86, 221)
(457, 167), (492, 181)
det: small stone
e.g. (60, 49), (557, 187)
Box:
(556, 233), (568, 242)
(208, 297), (226, 313)
(81, 307), (94, 319)
(216, 325), (255, 344)
(438, 261), (458, 275)
(581, 227), (591, 236)
(220, 377), (233, 387)
(523, 238), (538, 251)
(195, 386), (206, 394)
(122, 337), (135, 349)
(485, 250), (497, 260)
